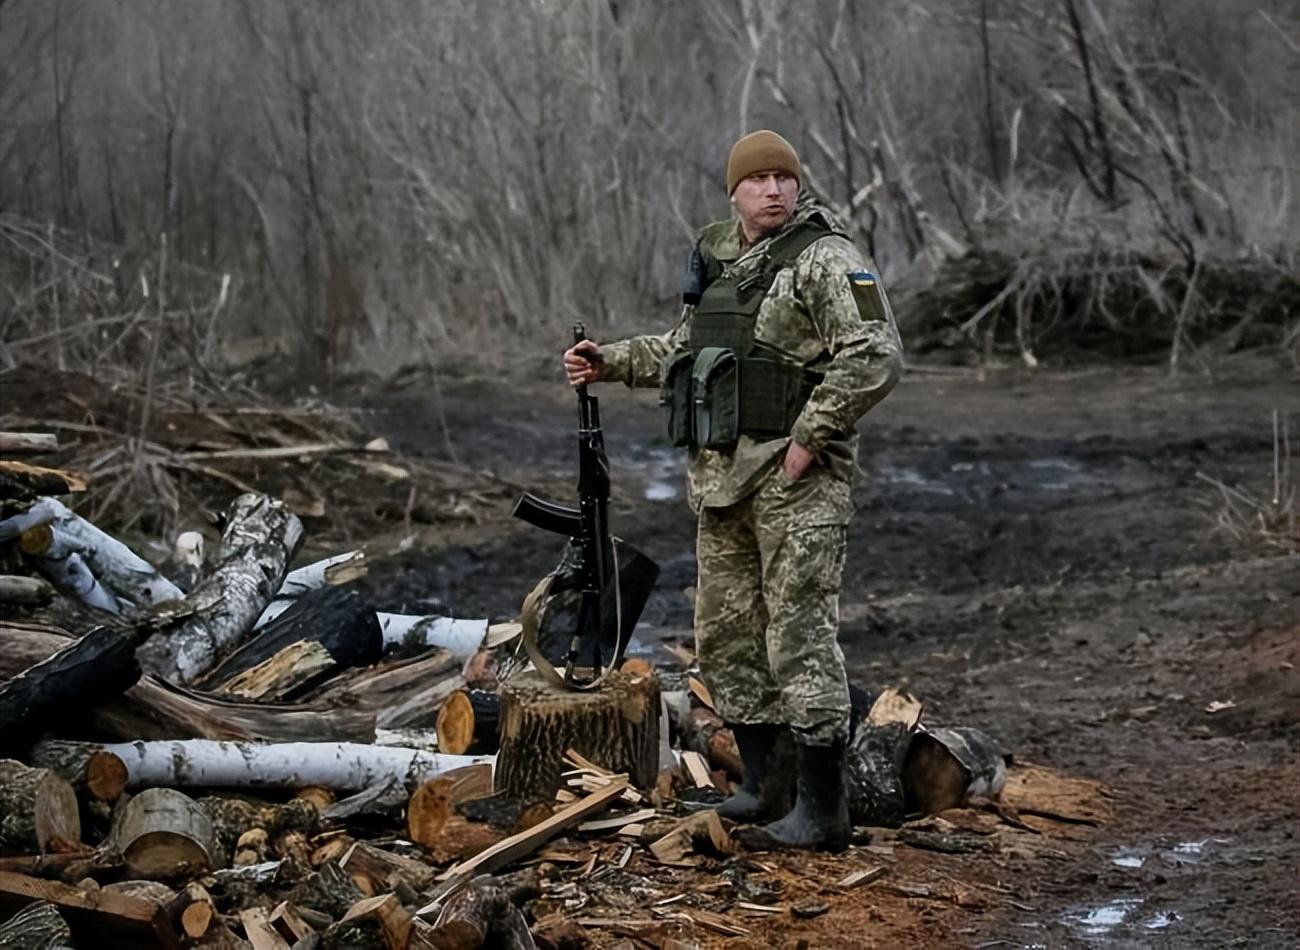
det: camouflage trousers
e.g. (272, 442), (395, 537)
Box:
(694, 463), (853, 745)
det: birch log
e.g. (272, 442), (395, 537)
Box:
(103, 740), (491, 792)
(253, 551), (367, 630)
(136, 494), (304, 684)
(377, 613), (486, 658)
(28, 740), (129, 803)
(9, 497), (183, 610)
(0, 431), (58, 453)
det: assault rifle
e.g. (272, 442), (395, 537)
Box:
(512, 324), (659, 689)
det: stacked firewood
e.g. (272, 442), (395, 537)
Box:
(0, 429), (1019, 949)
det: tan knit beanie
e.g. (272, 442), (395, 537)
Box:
(726, 130), (801, 194)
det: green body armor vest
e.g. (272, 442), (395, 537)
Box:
(660, 219), (837, 450)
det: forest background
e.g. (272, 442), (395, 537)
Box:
(1, 0), (1296, 381)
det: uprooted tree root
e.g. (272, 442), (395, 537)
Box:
(902, 245), (1299, 366)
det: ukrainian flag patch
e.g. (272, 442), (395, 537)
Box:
(848, 270), (877, 287)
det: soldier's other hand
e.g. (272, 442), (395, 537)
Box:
(563, 340), (606, 386)
(783, 441), (816, 481)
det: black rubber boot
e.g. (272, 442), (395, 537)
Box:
(742, 737), (851, 852)
(714, 723), (782, 821)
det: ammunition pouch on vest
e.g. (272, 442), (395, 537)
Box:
(660, 218), (837, 450)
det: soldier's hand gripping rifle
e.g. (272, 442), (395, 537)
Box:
(512, 324), (659, 690)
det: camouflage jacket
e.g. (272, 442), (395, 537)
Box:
(601, 194), (903, 512)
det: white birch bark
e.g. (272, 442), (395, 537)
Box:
(253, 551), (366, 629)
(377, 613), (486, 658)
(3, 497), (183, 610)
(102, 739), (492, 791)
(136, 494), (304, 684)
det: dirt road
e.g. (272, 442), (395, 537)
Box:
(355, 357), (1297, 948)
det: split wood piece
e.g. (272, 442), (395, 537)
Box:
(0, 620), (73, 679)
(648, 811), (733, 866)
(0, 574), (54, 606)
(0, 870), (182, 949)
(0, 760), (80, 853)
(113, 788), (218, 881)
(253, 551), (368, 630)
(267, 901), (315, 944)
(868, 686), (924, 729)
(101, 880), (178, 905)
(167, 882), (216, 941)
(218, 640), (336, 702)
(577, 808), (658, 833)
(339, 841), (437, 894)
(434, 688), (500, 755)
(322, 782), (408, 822)
(0, 464), (83, 504)
(0, 431), (58, 453)
(0, 899), (72, 947)
(377, 612), (487, 659)
(286, 861), (367, 922)
(427, 879), (536, 950)
(405, 779), (504, 865)
(8, 497), (182, 610)
(28, 739), (129, 803)
(423, 778), (630, 906)
(496, 669), (659, 802)
(137, 493), (304, 685)
(240, 906), (291, 950)
(679, 752), (715, 790)
(836, 866), (888, 889)
(202, 586), (381, 693)
(90, 673), (376, 743)
(0, 624), (141, 753)
(103, 739), (491, 791)
(307, 648), (463, 730)
(997, 765), (1113, 827)
(332, 893), (412, 950)
(668, 704), (743, 781)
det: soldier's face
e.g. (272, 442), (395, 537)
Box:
(732, 171), (799, 241)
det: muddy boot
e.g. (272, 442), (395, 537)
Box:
(714, 723), (783, 821)
(742, 736), (850, 852)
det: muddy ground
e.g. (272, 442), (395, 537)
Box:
(341, 353), (1297, 949)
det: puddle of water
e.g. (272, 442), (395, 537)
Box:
(1062, 897), (1143, 936)
(644, 480), (679, 501)
(879, 465), (956, 495)
(1144, 911), (1178, 930)
(1111, 854), (1144, 869)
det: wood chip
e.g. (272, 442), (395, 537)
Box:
(578, 808), (657, 833)
(836, 866), (888, 889)
(680, 751), (714, 789)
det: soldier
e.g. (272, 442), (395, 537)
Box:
(562, 130), (902, 851)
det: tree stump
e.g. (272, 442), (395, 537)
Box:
(495, 669), (659, 802)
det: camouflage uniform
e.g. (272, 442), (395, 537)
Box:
(601, 193), (903, 745)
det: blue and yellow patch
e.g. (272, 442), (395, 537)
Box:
(848, 270), (877, 287)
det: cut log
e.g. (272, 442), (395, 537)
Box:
(9, 497), (182, 610)
(0, 621), (73, 679)
(427, 879), (537, 950)
(104, 739), (491, 792)
(28, 740), (129, 803)
(377, 613), (487, 658)
(202, 586), (382, 694)
(0, 761), (80, 853)
(902, 727), (1007, 815)
(26, 546), (120, 613)
(495, 669), (659, 802)
(0, 464), (83, 503)
(338, 840), (436, 894)
(89, 673), (376, 743)
(434, 690), (475, 755)
(0, 899), (73, 948)
(0, 870), (181, 949)
(253, 551), (368, 631)
(113, 788), (219, 881)
(217, 640), (337, 701)
(0, 574), (55, 606)
(137, 493), (304, 685)
(167, 882), (216, 941)
(0, 625), (142, 753)
(0, 432), (59, 453)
